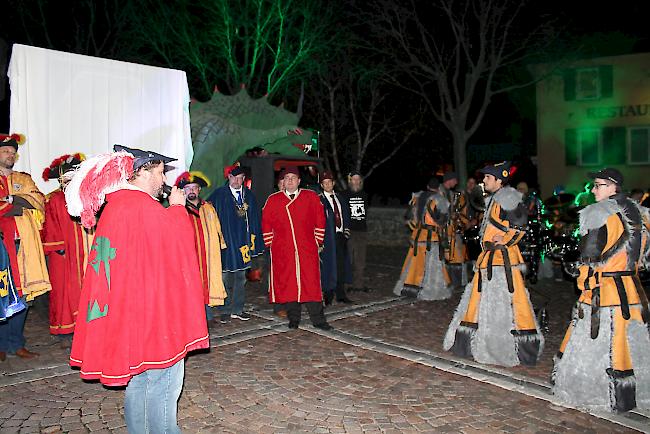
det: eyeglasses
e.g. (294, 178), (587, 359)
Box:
(592, 183), (609, 189)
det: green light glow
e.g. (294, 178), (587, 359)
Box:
(572, 227), (581, 239)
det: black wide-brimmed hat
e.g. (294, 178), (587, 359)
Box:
(113, 144), (176, 171)
(175, 171), (211, 189)
(479, 161), (511, 181)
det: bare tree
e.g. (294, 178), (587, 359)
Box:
(309, 63), (423, 186)
(369, 0), (557, 181)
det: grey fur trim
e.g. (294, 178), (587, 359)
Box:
(493, 186), (523, 211)
(433, 192), (450, 214)
(513, 333), (543, 366)
(553, 304), (650, 412)
(550, 354), (561, 386)
(418, 247), (452, 300)
(636, 202), (650, 224)
(607, 369), (637, 412)
(633, 202), (650, 269)
(443, 280), (475, 350)
(579, 199), (619, 236)
(514, 262), (527, 275)
(581, 202), (633, 270)
(478, 196), (493, 239)
(449, 324), (476, 359)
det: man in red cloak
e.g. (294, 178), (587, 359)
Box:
(42, 153), (91, 337)
(66, 145), (209, 434)
(262, 166), (332, 330)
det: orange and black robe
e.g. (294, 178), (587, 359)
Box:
(553, 193), (650, 412)
(445, 186), (543, 366)
(397, 191), (450, 292)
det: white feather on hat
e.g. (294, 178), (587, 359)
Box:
(65, 151), (134, 228)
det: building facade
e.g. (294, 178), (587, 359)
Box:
(533, 52), (650, 197)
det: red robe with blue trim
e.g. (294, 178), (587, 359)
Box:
(69, 188), (209, 386)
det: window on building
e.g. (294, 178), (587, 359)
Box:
(628, 127), (650, 165)
(575, 68), (600, 101)
(577, 129), (601, 165)
(563, 65), (613, 101)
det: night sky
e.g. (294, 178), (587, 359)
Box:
(1, 0), (649, 204)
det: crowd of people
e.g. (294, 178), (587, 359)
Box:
(397, 161), (650, 413)
(0, 139), (369, 432)
(0, 135), (648, 430)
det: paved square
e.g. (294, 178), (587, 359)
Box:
(1, 246), (647, 433)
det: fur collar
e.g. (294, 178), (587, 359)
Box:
(492, 186), (522, 211)
(432, 192), (450, 214)
(578, 199), (619, 236)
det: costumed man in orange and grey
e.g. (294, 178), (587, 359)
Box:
(552, 168), (650, 413)
(461, 176), (485, 273)
(66, 144), (209, 433)
(262, 166), (333, 330)
(175, 171), (227, 321)
(444, 161), (544, 367)
(206, 165), (264, 324)
(393, 177), (452, 300)
(41, 153), (94, 338)
(441, 171), (471, 288)
(0, 134), (50, 362)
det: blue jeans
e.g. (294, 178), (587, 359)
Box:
(0, 298), (27, 353)
(217, 270), (246, 315)
(205, 305), (215, 321)
(124, 359), (184, 434)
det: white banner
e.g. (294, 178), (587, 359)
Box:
(8, 44), (193, 194)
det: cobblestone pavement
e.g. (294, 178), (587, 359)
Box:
(1, 246), (648, 433)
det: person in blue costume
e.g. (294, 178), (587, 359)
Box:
(318, 171), (351, 306)
(207, 165), (264, 323)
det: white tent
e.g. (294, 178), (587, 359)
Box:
(8, 44), (193, 194)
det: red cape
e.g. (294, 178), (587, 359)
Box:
(42, 190), (87, 334)
(70, 189), (209, 386)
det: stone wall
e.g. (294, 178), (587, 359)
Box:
(366, 206), (411, 246)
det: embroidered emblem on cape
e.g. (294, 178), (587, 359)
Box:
(239, 234), (257, 263)
(240, 245), (251, 263)
(87, 300), (109, 322)
(0, 269), (8, 297)
(86, 236), (116, 323)
(89, 236), (117, 286)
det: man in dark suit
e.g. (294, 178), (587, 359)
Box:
(319, 171), (352, 305)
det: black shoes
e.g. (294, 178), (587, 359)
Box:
(313, 323), (333, 331)
(336, 297), (353, 304)
(288, 322), (299, 329)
